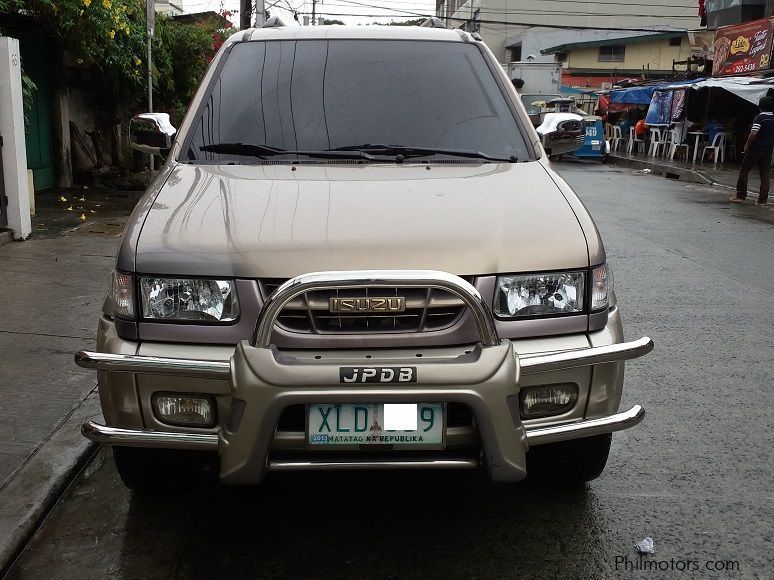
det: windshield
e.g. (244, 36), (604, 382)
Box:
(183, 39), (530, 163)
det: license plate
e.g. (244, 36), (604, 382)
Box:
(307, 403), (444, 447)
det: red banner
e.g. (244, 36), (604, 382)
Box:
(713, 17), (774, 76)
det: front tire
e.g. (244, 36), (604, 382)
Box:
(526, 433), (611, 484)
(112, 446), (218, 492)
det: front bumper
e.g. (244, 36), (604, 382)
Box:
(77, 270), (652, 483)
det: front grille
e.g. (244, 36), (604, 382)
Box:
(259, 279), (472, 334)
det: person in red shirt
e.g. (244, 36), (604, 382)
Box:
(635, 119), (648, 138)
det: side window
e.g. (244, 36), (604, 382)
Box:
(598, 45), (625, 63)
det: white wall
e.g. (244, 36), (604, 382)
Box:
(0, 37), (31, 240)
(156, 0), (184, 16)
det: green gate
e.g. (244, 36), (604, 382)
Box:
(20, 38), (54, 191)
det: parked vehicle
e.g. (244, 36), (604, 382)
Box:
(535, 113), (586, 157)
(570, 115), (611, 162)
(534, 98), (586, 157)
(520, 93), (563, 127)
(75, 23), (652, 491)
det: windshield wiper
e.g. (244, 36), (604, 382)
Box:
(327, 144), (517, 163)
(199, 143), (374, 160)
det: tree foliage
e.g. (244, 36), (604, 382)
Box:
(0, 0), (234, 118)
(3, 0), (149, 100)
(152, 16), (226, 122)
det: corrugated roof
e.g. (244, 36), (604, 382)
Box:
(542, 32), (686, 55)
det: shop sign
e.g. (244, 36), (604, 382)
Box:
(712, 17), (774, 76)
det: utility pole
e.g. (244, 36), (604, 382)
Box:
(146, 0), (155, 171)
(256, 0), (265, 26)
(311, 0), (317, 25)
(240, 0), (253, 29)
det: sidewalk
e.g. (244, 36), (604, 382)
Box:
(0, 188), (140, 571)
(609, 150), (767, 200)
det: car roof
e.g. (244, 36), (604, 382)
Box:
(245, 24), (471, 43)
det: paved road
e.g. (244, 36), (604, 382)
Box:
(6, 164), (773, 579)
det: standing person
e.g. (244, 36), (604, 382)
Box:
(731, 96), (774, 206)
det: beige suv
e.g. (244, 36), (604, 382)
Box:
(76, 22), (652, 490)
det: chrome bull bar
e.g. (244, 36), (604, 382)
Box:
(81, 404), (646, 450)
(74, 336), (653, 379)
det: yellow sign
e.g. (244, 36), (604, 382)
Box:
(730, 35), (751, 54)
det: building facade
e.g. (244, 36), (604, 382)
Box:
(155, 1), (184, 17)
(436, 0), (700, 63)
(542, 32), (693, 89)
(705, 0), (774, 27)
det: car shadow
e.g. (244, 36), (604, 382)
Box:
(120, 467), (610, 579)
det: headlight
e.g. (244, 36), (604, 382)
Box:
(496, 271), (585, 318)
(139, 277), (239, 322)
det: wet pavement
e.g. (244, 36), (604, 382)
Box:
(3, 452), (693, 579)
(0, 187), (139, 489)
(610, 149), (767, 195)
(30, 188), (141, 240)
(5, 164), (773, 579)
(0, 186), (143, 573)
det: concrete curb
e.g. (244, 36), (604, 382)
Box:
(0, 228), (13, 247)
(607, 155), (715, 185)
(0, 389), (102, 574)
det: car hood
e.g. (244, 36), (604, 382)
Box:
(133, 162), (590, 278)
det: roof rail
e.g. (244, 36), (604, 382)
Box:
(262, 15), (286, 28)
(420, 17), (446, 28)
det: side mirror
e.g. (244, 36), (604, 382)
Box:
(130, 113), (177, 156)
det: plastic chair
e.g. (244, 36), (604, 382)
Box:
(648, 127), (669, 157)
(668, 127), (689, 160)
(627, 126), (645, 155)
(611, 125), (623, 151)
(701, 131), (728, 164)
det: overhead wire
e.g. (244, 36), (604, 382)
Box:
(323, 4), (693, 18)
(295, 10), (694, 31)
(334, 0), (696, 12)
(181, 0), (694, 31)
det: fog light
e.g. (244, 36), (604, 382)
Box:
(152, 393), (215, 427)
(519, 384), (578, 419)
